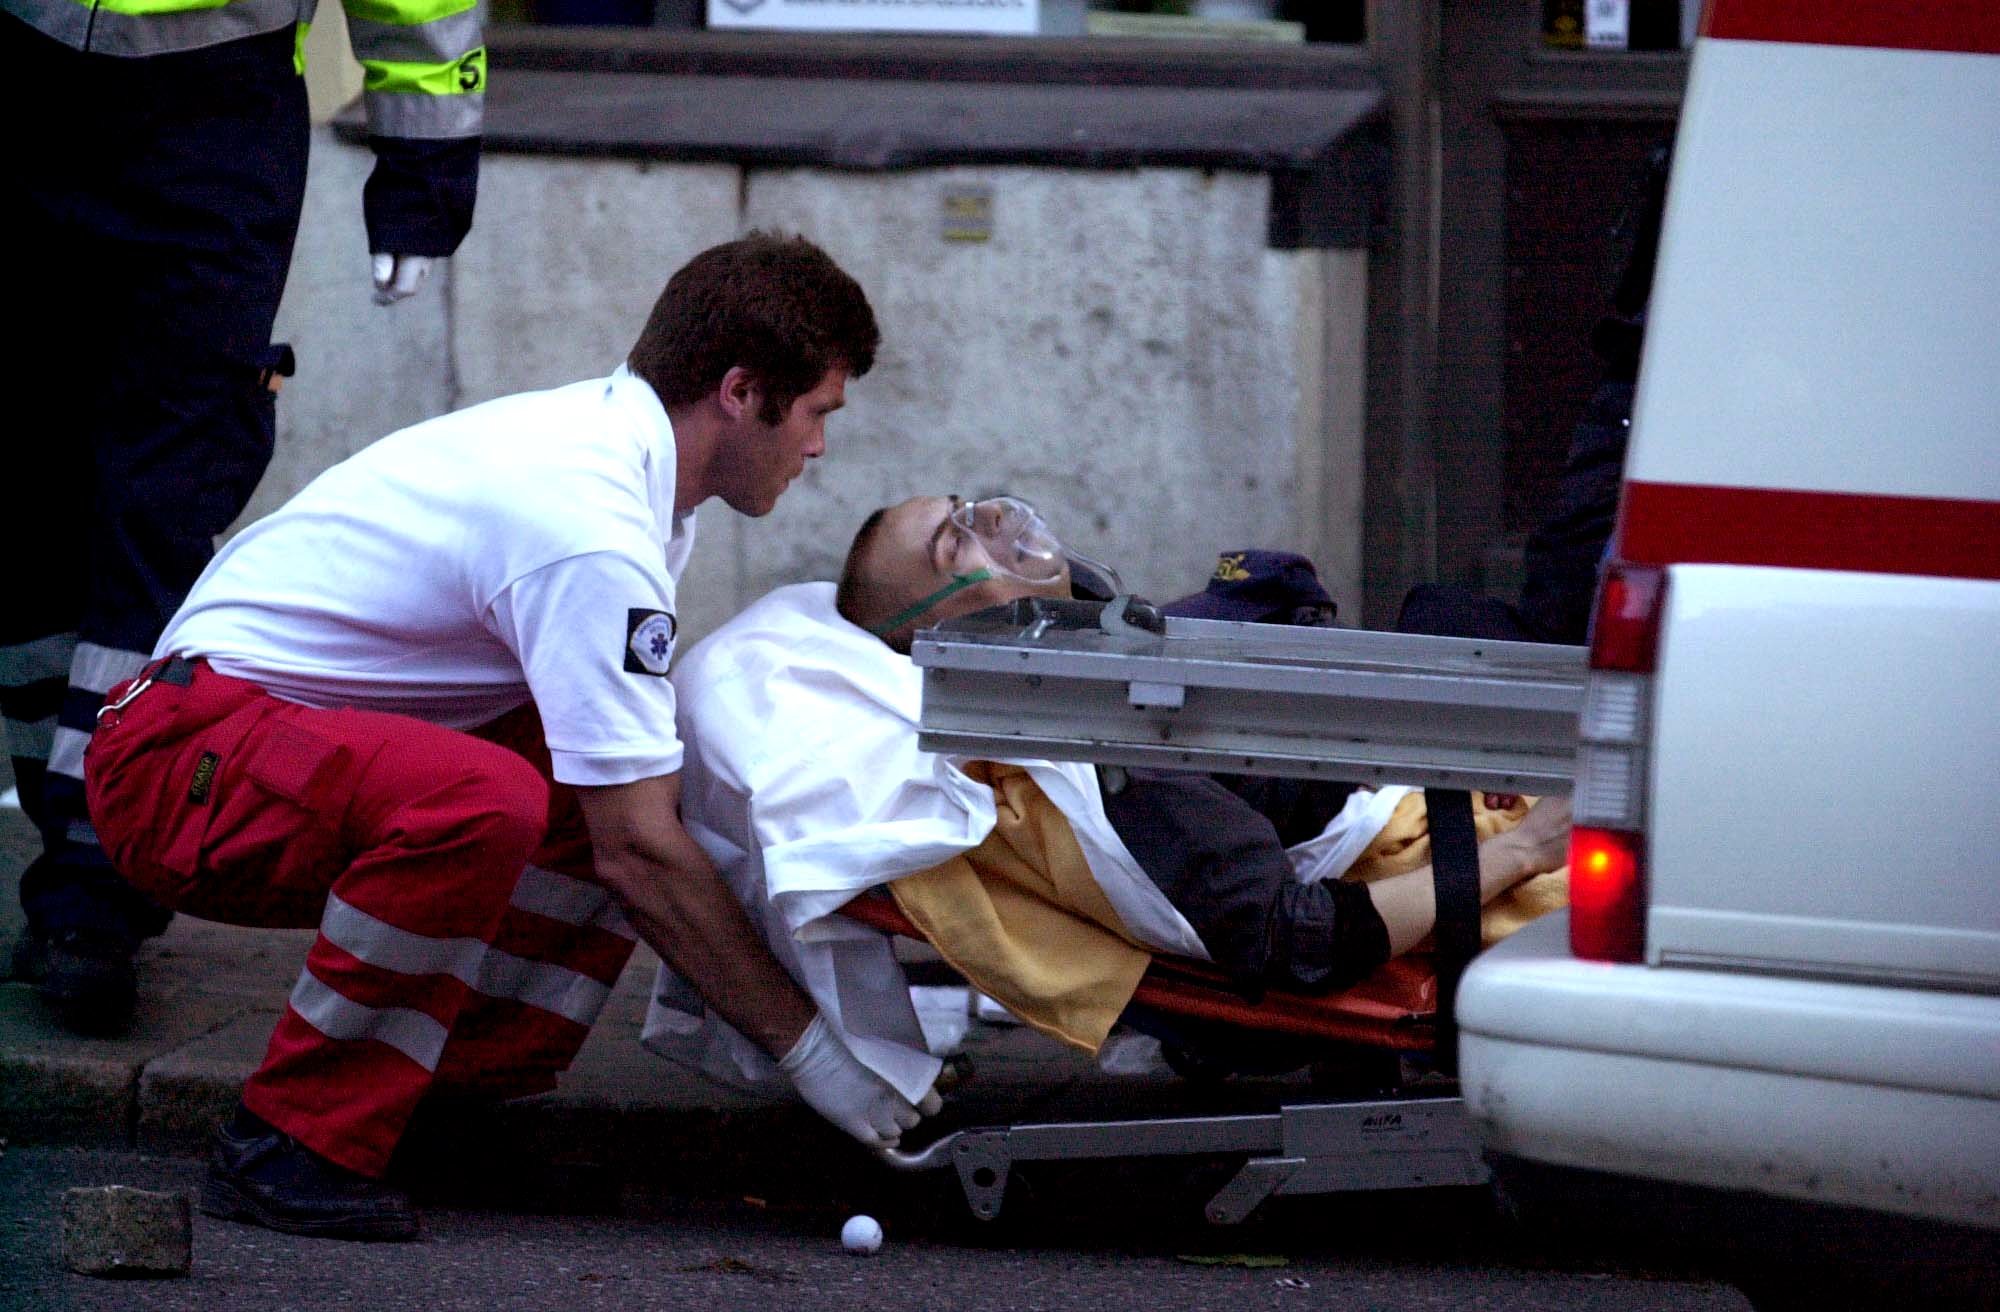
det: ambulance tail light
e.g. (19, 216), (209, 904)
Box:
(1569, 827), (1647, 962)
(1590, 562), (1665, 674)
(1570, 561), (1665, 963)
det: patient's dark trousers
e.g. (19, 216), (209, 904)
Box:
(1097, 769), (1389, 996)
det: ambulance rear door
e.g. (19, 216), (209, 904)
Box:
(1595, 1), (2000, 992)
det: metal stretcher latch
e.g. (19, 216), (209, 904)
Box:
(876, 1130), (1014, 1220)
(1098, 594), (1167, 640)
(950, 1132), (1013, 1221)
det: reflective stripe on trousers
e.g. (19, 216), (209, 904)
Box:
(84, 664), (636, 1177)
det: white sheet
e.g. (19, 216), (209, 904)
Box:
(640, 583), (1206, 1102)
(1285, 785), (1416, 885)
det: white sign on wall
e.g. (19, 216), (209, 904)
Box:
(707, 0), (1038, 36)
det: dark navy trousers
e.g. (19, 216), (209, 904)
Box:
(4, 16), (308, 944)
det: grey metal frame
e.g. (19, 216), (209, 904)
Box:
(879, 1096), (1491, 1225)
(914, 613), (1586, 794)
(896, 605), (1581, 1223)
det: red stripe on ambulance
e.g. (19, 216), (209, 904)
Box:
(1619, 481), (2000, 582)
(1703, 0), (2000, 56)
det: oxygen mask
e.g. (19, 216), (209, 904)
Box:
(869, 495), (1123, 637)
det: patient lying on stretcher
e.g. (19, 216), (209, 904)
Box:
(641, 495), (1568, 1103)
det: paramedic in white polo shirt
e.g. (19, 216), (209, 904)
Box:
(82, 233), (936, 1242)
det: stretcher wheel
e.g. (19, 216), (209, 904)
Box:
(1159, 1040), (1235, 1086)
(1305, 1044), (1406, 1097)
(1132, 1005), (1353, 1084)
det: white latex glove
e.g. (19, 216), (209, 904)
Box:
(778, 1012), (942, 1148)
(371, 252), (434, 306)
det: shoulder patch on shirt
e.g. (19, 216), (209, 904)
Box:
(625, 608), (678, 676)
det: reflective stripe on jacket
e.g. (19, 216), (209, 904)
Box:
(1, 0), (483, 139)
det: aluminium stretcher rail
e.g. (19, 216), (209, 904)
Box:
(912, 601), (1587, 795)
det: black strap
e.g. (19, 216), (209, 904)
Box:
(1425, 787), (1481, 1073)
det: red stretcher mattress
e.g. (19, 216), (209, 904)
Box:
(839, 894), (1439, 1053)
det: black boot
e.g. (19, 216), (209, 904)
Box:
(201, 1105), (419, 1241)
(32, 928), (138, 1036)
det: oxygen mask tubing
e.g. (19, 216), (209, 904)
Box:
(870, 495), (1122, 636)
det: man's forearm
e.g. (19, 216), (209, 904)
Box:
(575, 773), (938, 1148)
(575, 777), (816, 1059)
(596, 839), (817, 1058)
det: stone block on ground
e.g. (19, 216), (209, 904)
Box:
(58, 1184), (192, 1278)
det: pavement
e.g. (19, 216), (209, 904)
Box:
(4, 1145), (1761, 1312)
(0, 787), (1334, 1217)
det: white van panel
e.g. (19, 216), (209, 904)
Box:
(1459, 915), (2000, 1230)
(1627, 39), (2000, 499)
(1460, 916), (2000, 1099)
(1646, 565), (2000, 989)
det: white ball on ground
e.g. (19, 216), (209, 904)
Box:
(841, 1214), (883, 1254)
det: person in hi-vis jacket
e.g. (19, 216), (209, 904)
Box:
(2, 0), (483, 1034)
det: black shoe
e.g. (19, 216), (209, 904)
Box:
(200, 1107), (419, 1241)
(35, 929), (138, 1036)
(8, 930), (50, 982)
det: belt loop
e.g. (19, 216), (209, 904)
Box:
(157, 656), (198, 687)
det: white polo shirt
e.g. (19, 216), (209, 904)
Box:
(160, 367), (696, 787)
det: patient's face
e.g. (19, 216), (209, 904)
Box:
(873, 495), (1072, 630)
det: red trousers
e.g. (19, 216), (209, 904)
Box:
(84, 660), (638, 1177)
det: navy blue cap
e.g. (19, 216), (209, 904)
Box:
(1162, 550), (1338, 625)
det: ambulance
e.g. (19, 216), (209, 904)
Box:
(1456, 0), (2000, 1238)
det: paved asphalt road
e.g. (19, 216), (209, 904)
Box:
(3, 1146), (1754, 1312)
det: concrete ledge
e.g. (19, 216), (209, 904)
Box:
(134, 1011), (282, 1158)
(0, 1024), (137, 1149)
(341, 73), (1384, 178)
(0, 959), (293, 1151)
(488, 26), (1376, 90)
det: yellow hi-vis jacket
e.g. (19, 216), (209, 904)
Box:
(3, 0), (484, 140)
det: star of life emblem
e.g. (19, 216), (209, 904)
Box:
(624, 608), (678, 676)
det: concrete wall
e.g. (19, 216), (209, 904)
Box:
(255, 129), (1367, 643)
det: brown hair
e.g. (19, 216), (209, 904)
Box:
(828, 504), (900, 644)
(630, 232), (879, 424)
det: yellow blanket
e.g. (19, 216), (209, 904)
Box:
(890, 762), (1152, 1054)
(1342, 793), (1571, 946)
(890, 774), (1568, 1053)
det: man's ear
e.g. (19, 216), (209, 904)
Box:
(716, 365), (761, 422)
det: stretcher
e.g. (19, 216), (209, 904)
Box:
(867, 597), (1586, 1224)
